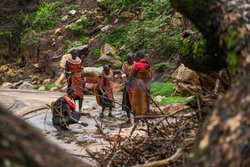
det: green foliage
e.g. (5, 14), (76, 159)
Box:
(0, 30), (13, 38)
(68, 5), (76, 11)
(32, 1), (62, 31)
(95, 64), (103, 68)
(79, 35), (89, 43)
(99, 0), (180, 61)
(102, 17), (109, 25)
(81, 17), (90, 28)
(155, 62), (169, 68)
(91, 48), (100, 58)
(228, 51), (238, 75)
(158, 96), (191, 105)
(100, 0), (141, 16)
(180, 38), (192, 57)
(35, 83), (60, 90)
(151, 82), (174, 96)
(71, 23), (82, 30)
(64, 40), (81, 54)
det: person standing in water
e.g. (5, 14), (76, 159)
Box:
(121, 52), (136, 124)
(96, 64), (121, 118)
(65, 49), (85, 111)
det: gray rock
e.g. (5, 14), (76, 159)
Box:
(18, 82), (35, 90)
(112, 60), (122, 67)
(97, 55), (113, 63)
(61, 15), (68, 22)
(11, 81), (24, 89)
(38, 86), (47, 91)
(68, 10), (77, 16)
(101, 25), (112, 32)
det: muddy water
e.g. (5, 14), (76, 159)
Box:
(0, 89), (131, 165)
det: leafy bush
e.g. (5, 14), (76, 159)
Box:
(68, 5), (76, 11)
(64, 40), (81, 54)
(0, 30), (13, 38)
(81, 17), (90, 28)
(91, 48), (100, 58)
(158, 96), (191, 105)
(32, 1), (63, 31)
(155, 62), (169, 68)
(79, 35), (89, 43)
(151, 82), (174, 96)
(70, 23), (82, 30)
(35, 83), (60, 90)
(99, 0), (180, 61)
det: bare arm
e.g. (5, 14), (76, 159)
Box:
(66, 105), (79, 123)
(65, 62), (73, 76)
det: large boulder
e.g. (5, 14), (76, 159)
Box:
(18, 82), (35, 90)
(97, 44), (122, 67)
(172, 64), (225, 96)
(83, 67), (103, 77)
(55, 73), (67, 87)
(11, 81), (24, 89)
(1, 82), (12, 88)
(60, 54), (70, 69)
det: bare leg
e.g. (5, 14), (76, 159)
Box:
(79, 98), (83, 111)
(99, 107), (105, 118)
(108, 106), (114, 117)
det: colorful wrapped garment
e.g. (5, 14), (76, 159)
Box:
(132, 60), (152, 116)
(52, 95), (80, 127)
(66, 55), (83, 99)
(96, 70), (115, 108)
(122, 61), (136, 111)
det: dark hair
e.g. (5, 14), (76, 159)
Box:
(70, 49), (77, 56)
(67, 87), (76, 95)
(135, 51), (145, 58)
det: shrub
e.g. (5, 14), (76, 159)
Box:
(64, 40), (81, 54)
(32, 1), (63, 31)
(35, 83), (60, 90)
(158, 96), (191, 105)
(81, 17), (90, 28)
(151, 82), (174, 96)
(155, 62), (169, 68)
(68, 5), (76, 11)
(70, 23), (82, 30)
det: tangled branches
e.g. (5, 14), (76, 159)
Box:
(89, 108), (201, 167)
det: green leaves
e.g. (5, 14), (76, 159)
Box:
(31, 1), (62, 31)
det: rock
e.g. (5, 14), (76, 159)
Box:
(61, 15), (68, 22)
(38, 86), (46, 91)
(18, 82), (35, 90)
(101, 25), (112, 32)
(154, 95), (164, 103)
(60, 54), (71, 69)
(55, 28), (62, 35)
(100, 43), (117, 57)
(33, 63), (39, 68)
(57, 36), (63, 40)
(76, 18), (82, 25)
(96, 15), (104, 22)
(43, 79), (51, 84)
(32, 76), (38, 81)
(55, 73), (67, 86)
(60, 84), (68, 92)
(172, 64), (225, 96)
(114, 19), (119, 24)
(82, 106), (97, 110)
(112, 60), (122, 67)
(97, 55), (113, 63)
(68, 10), (77, 16)
(172, 64), (201, 96)
(50, 87), (58, 91)
(32, 81), (38, 85)
(161, 103), (186, 114)
(11, 81), (24, 89)
(120, 45), (126, 51)
(83, 67), (103, 77)
(121, 11), (136, 19)
(1, 82), (12, 88)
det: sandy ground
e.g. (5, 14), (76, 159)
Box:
(0, 88), (134, 165)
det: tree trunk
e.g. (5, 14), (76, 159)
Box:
(170, 0), (250, 166)
(0, 107), (90, 167)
